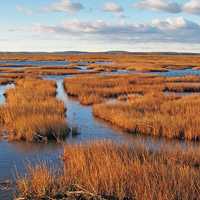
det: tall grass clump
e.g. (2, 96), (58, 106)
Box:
(93, 93), (200, 141)
(63, 74), (164, 105)
(64, 74), (200, 105)
(16, 142), (200, 200)
(0, 78), (69, 142)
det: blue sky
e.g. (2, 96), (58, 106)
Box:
(1, 0), (200, 52)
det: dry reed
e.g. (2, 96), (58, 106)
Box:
(16, 141), (200, 200)
(64, 74), (200, 105)
(93, 92), (200, 141)
(0, 78), (69, 142)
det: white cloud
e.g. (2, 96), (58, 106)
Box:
(103, 2), (123, 13)
(30, 17), (200, 44)
(16, 5), (33, 15)
(135, 0), (181, 13)
(135, 0), (200, 15)
(45, 0), (84, 13)
(183, 0), (200, 15)
(34, 20), (107, 34)
(152, 17), (198, 30)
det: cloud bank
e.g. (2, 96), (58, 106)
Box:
(135, 0), (200, 15)
(183, 0), (200, 15)
(103, 2), (123, 13)
(32, 17), (200, 44)
(11, 0), (200, 52)
(135, 0), (181, 13)
(45, 0), (84, 13)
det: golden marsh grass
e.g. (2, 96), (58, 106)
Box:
(0, 78), (69, 142)
(64, 74), (200, 105)
(93, 93), (200, 141)
(16, 142), (200, 200)
(1, 52), (200, 72)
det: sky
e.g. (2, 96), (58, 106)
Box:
(1, 0), (200, 52)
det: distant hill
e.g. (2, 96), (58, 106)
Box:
(0, 51), (200, 55)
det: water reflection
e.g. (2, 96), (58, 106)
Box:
(0, 83), (14, 104)
(152, 68), (200, 77)
(47, 76), (134, 143)
(164, 91), (200, 96)
(0, 140), (63, 200)
(46, 75), (200, 150)
(1, 65), (200, 199)
(0, 60), (68, 67)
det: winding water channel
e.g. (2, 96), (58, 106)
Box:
(0, 60), (69, 67)
(0, 65), (200, 199)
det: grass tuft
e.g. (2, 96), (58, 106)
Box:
(0, 78), (69, 142)
(16, 142), (200, 200)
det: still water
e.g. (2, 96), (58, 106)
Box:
(0, 66), (200, 199)
(0, 60), (68, 67)
(152, 68), (200, 77)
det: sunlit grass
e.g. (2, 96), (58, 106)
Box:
(0, 78), (69, 142)
(93, 92), (200, 140)
(16, 141), (200, 200)
(64, 74), (200, 105)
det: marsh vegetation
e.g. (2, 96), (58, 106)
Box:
(0, 52), (200, 199)
(16, 141), (200, 200)
(64, 73), (200, 104)
(0, 78), (69, 142)
(93, 93), (200, 140)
